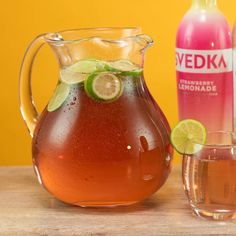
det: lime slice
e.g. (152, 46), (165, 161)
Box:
(60, 69), (88, 85)
(47, 83), (70, 112)
(68, 59), (106, 73)
(105, 60), (140, 72)
(170, 119), (206, 154)
(60, 59), (107, 85)
(121, 69), (143, 77)
(84, 72), (123, 102)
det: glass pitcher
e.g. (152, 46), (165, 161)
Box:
(19, 28), (172, 207)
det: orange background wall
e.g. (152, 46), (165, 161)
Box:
(1, 0), (235, 165)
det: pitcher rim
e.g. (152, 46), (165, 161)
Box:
(44, 27), (153, 46)
(185, 131), (236, 149)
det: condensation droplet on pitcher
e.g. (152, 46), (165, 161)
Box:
(143, 175), (154, 181)
(166, 154), (171, 166)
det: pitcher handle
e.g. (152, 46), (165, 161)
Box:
(19, 35), (46, 137)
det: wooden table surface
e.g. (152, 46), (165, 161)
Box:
(0, 166), (236, 236)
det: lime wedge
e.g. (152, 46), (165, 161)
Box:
(170, 119), (206, 154)
(84, 72), (123, 102)
(47, 83), (70, 112)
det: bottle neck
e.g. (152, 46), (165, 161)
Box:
(192, 0), (217, 9)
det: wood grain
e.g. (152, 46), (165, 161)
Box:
(0, 166), (236, 236)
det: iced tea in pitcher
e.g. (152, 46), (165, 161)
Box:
(19, 28), (172, 206)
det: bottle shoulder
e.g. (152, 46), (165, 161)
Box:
(176, 9), (232, 49)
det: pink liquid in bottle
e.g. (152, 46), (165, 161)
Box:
(233, 22), (236, 129)
(176, 0), (233, 131)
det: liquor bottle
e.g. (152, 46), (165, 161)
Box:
(176, 0), (233, 131)
(233, 22), (236, 130)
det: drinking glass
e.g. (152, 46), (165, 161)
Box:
(182, 132), (236, 220)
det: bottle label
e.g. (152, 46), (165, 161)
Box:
(234, 49), (236, 80)
(176, 47), (233, 132)
(176, 48), (233, 74)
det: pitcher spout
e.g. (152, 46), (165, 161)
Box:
(135, 34), (153, 52)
